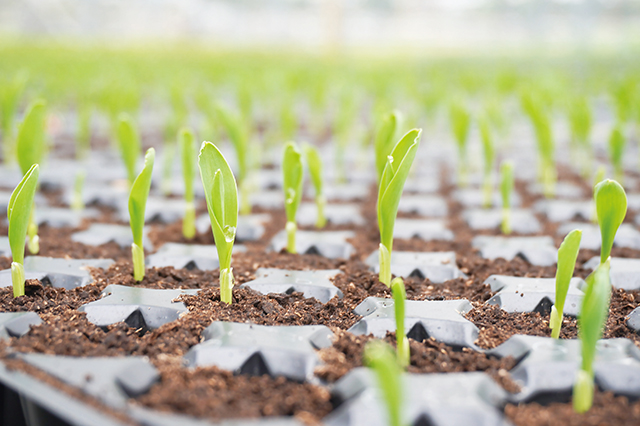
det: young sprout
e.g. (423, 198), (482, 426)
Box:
(391, 277), (409, 368)
(594, 179), (627, 265)
(116, 113), (141, 186)
(198, 142), (238, 304)
(591, 166), (606, 223)
(71, 170), (85, 212)
(282, 142), (304, 253)
(374, 111), (401, 183)
(378, 129), (422, 285)
(0, 72), (27, 164)
(449, 100), (471, 187)
(16, 99), (47, 255)
(304, 145), (326, 228)
(479, 115), (495, 208)
(573, 259), (611, 413)
(180, 128), (196, 239)
(500, 160), (514, 235)
(522, 92), (555, 197)
(7, 164), (39, 297)
(128, 148), (155, 282)
(549, 229), (582, 339)
(568, 97), (592, 178)
(363, 340), (404, 426)
(607, 123), (625, 184)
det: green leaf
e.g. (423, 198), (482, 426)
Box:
(500, 161), (514, 210)
(282, 142), (304, 223)
(117, 113), (141, 185)
(198, 141), (238, 270)
(377, 129), (421, 251)
(8, 164), (39, 266)
(555, 229), (582, 317)
(569, 97), (592, 146)
(215, 103), (248, 181)
(374, 111), (401, 182)
(180, 128), (196, 203)
(304, 145), (323, 196)
(449, 100), (471, 154)
(363, 340), (403, 426)
(128, 148), (155, 247)
(608, 123), (625, 178)
(594, 179), (627, 263)
(16, 99), (47, 175)
(479, 116), (494, 175)
(391, 277), (409, 368)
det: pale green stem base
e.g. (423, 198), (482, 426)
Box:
(549, 304), (562, 339)
(573, 369), (594, 413)
(183, 201), (196, 239)
(240, 180), (252, 216)
(161, 143), (174, 196)
(482, 174), (492, 208)
(542, 165), (556, 199)
(71, 171), (85, 211)
(379, 243), (391, 286)
(397, 335), (410, 368)
(220, 267), (234, 305)
(27, 209), (39, 254)
(132, 243), (145, 282)
(315, 194), (326, 228)
(286, 221), (297, 254)
(501, 207), (511, 235)
(11, 262), (25, 298)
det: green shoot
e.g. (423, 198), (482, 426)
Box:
(591, 166), (606, 223)
(16, 99), (47, 255)
(363, 340), (404, 426)
(522, 92), (555, 197)
(479, 115), (495, 208)
(607, 123), (625, 184)
(374, 111), (401, 183)
(573, 259), (611, 413)
(282, 142), (304, 253)
(391, 277), (410, 368)
(304, 145), (326, 228)
(378, 129), (422, 285)
(0, 72), (27, 164)
(8, 164), (39, 297)
(71, 170), (85, 212)
(549, 229), (582, 339)
(594, 179), (627, 265)
(116, 113), (141, 186)
(449, 100), (471, 187)
(180, 128), (196, 239)
(500, 161), (514, 235)
(569, 97), (592, 178)
(128, 148), (155, 282)
(198, 142), (238, 304)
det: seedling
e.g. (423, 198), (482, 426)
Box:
(591, 166), (606, 223)
(363, 340), (404, 426)
(378, 129), (422, 285)
(594, 179), (627, 265)
(374, 111), (401, 183)
(128, 148), (155, 282)
(7, 164), (39, 297)
(479, 115), (495, 208)
(568, 97), (592, 177)
(449, 100), (471, 187)
(608, 123), (625, 183)
(0, 72), (27, 164)
(16, 99), (47, 255)
(500, 161), (514, 235)
(304, 145), (326, 228)
(549, 229), (582, 339)
(522, 92), (555, 197)
(198, 142), (238, 304)
(116, 113), (141, 186)
(282, 142), (303, 253)
(71, 170), (85, 212)
(391, 277), (410, 368)
(180, 128), (196, 239)
(573, 259), (611, 413)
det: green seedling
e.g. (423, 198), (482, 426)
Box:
(608, 123), (625, 183)
(594, 179), (627, 265)
(391, 277), (410, 368)
(549, 229), (582, 339)
(522, 92), (555, 197)
(363, 340), (404, 426)
(283, 142), (304, 253)
(569, 97), (593, 178)
(374, 111), (401, 183)
(198, 142), (238, 304)
(573, 259), (611, 413)
(128, 148), (155, 282)
(180, 128), (196, 239)
(71, 170), (85, 212)
(304, 145), (326, 228)
(116, 113), (141, 186)
(500, 161), (514, 235)
(479, 116), (495, 208)
(378, 129), (422, 285)
(16, 99), (47, 255)
(0, 72), (28, 164)
(449, 100), (471, 187)
(591, 166), (606, 223)
(7, 164), (39, 297)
